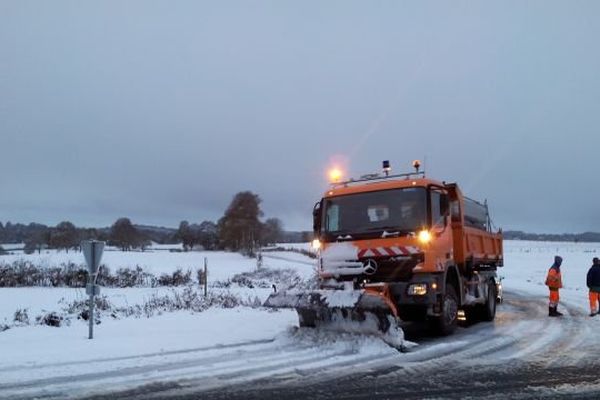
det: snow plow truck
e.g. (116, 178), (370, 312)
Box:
(265, 160), (503, 337)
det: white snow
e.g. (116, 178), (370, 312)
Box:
(321, 242), (359, 262)
(2, 239), (600, 397)
(501, 240), (600, 310)
(320, 288), (363, 307)
(320, 242), (364, 275)
(0, 243), (25, 251)
(0, 308), (295, 367)
(0, 249), (260, 280)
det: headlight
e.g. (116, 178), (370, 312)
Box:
(311, 239), (322, 250)
(418, 230), (432, 244)
(408, 283), (428, 296)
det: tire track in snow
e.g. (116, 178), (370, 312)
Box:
(0, 338), (275, 373)
(0, 341), (322, 397)
(5, 291), (596, 400)
(1, 331), (394, 400)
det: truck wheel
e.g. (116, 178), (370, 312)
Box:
(463, 306), (479, 325)
(297, 309), (316, 328)
(480, 281), (497, 322)
(433, 284), (459, 335)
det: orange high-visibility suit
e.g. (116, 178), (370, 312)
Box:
(586, 258), (600, 316)
(545, 267), (562, 307)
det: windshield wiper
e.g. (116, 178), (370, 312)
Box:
(381, 230), (400, 238)
(336, 234), (354, 241)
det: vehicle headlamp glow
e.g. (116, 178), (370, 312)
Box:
(311, 239), (322, 250)
(418, 230), (432, 244)
(408, 283), (428, 296)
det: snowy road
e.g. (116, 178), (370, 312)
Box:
(3, 290), (598, 400)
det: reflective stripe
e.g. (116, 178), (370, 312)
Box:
(358, 246), (421, 258)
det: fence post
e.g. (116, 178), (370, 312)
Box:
(256, 251), (263, 270)
(203, 257), (208, 297)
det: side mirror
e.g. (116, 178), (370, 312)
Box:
(440, 194), (449, 217)
(313, 201), (322, 234)
(450, 200), (461, 222)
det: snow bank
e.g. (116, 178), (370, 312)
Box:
(0, 308), (297, 366)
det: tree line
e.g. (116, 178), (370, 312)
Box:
(0, 191), (306, 255)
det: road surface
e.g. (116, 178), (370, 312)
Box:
(3, 292), (599, 400)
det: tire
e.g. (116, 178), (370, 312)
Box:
(480, 281), (497, 322)
(297, 308), (316, 328)
(463, 306), (479, 325)
(433, 283), (459, 335)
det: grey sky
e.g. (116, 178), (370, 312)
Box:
(1, 1), (599, 233)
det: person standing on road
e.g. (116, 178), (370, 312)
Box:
(586, 257), (600, 317)
(545, 255), (563, 317)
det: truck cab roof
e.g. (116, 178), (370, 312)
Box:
(324, 177), (447, 198)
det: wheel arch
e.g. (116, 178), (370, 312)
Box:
(444, 264), (462, 306)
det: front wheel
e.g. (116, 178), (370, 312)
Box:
(432, 283), (459, 335)
(297, 308), (316, 328)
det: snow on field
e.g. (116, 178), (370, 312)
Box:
(502, 240), (600, 310)
(274, 242), (315, 254)
(0, 243), (25, 251)
(0, 287), (180, 323)
(0, 249), (288, 280)
(0, 308), (297, 367)
(0, 249), (317, 324)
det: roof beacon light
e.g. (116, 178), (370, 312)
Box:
(412, 160), (421, 173)
(382, 160), (391, 176)
(329, 168), (343, 183)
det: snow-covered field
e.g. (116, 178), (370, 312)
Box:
(1, 240), (600, 399)
(501, 240), (600, 308)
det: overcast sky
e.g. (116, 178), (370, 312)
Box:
(1, 1), (600, 233)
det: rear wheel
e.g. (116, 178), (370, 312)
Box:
(480, 281), (497, 322)
(433, 283), (458, 335)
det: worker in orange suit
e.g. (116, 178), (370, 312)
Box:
(586, 257), (600, 317)
(545, 255), (563, 317)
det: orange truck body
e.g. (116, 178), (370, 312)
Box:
(313, 174), (503, 329)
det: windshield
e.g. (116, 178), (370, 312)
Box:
(322, 188), (427, 237)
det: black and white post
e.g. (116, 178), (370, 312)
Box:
(82, 240), (105, 340)
(203, 257), (208, 297)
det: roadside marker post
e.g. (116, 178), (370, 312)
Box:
(82, 240), (105, 339)
(203, 257), (208, 297)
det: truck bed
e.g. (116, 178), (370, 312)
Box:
(463, 227), (503, 266)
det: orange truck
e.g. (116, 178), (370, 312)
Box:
(265, 161), (503, 336)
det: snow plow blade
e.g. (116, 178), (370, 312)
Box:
(264, 289), (392, 314)
(264, 289), (404, 348)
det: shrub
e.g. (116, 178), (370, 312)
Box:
(158, 269), (192, 286)
(229, 268), (303, 290)
(37, 312), (63, 327)
(13, 308), (29, 326)
(0, 261), (180, 288)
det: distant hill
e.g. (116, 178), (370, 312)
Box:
(503, 231), (600, 243)
(1, 221), (598, 245)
